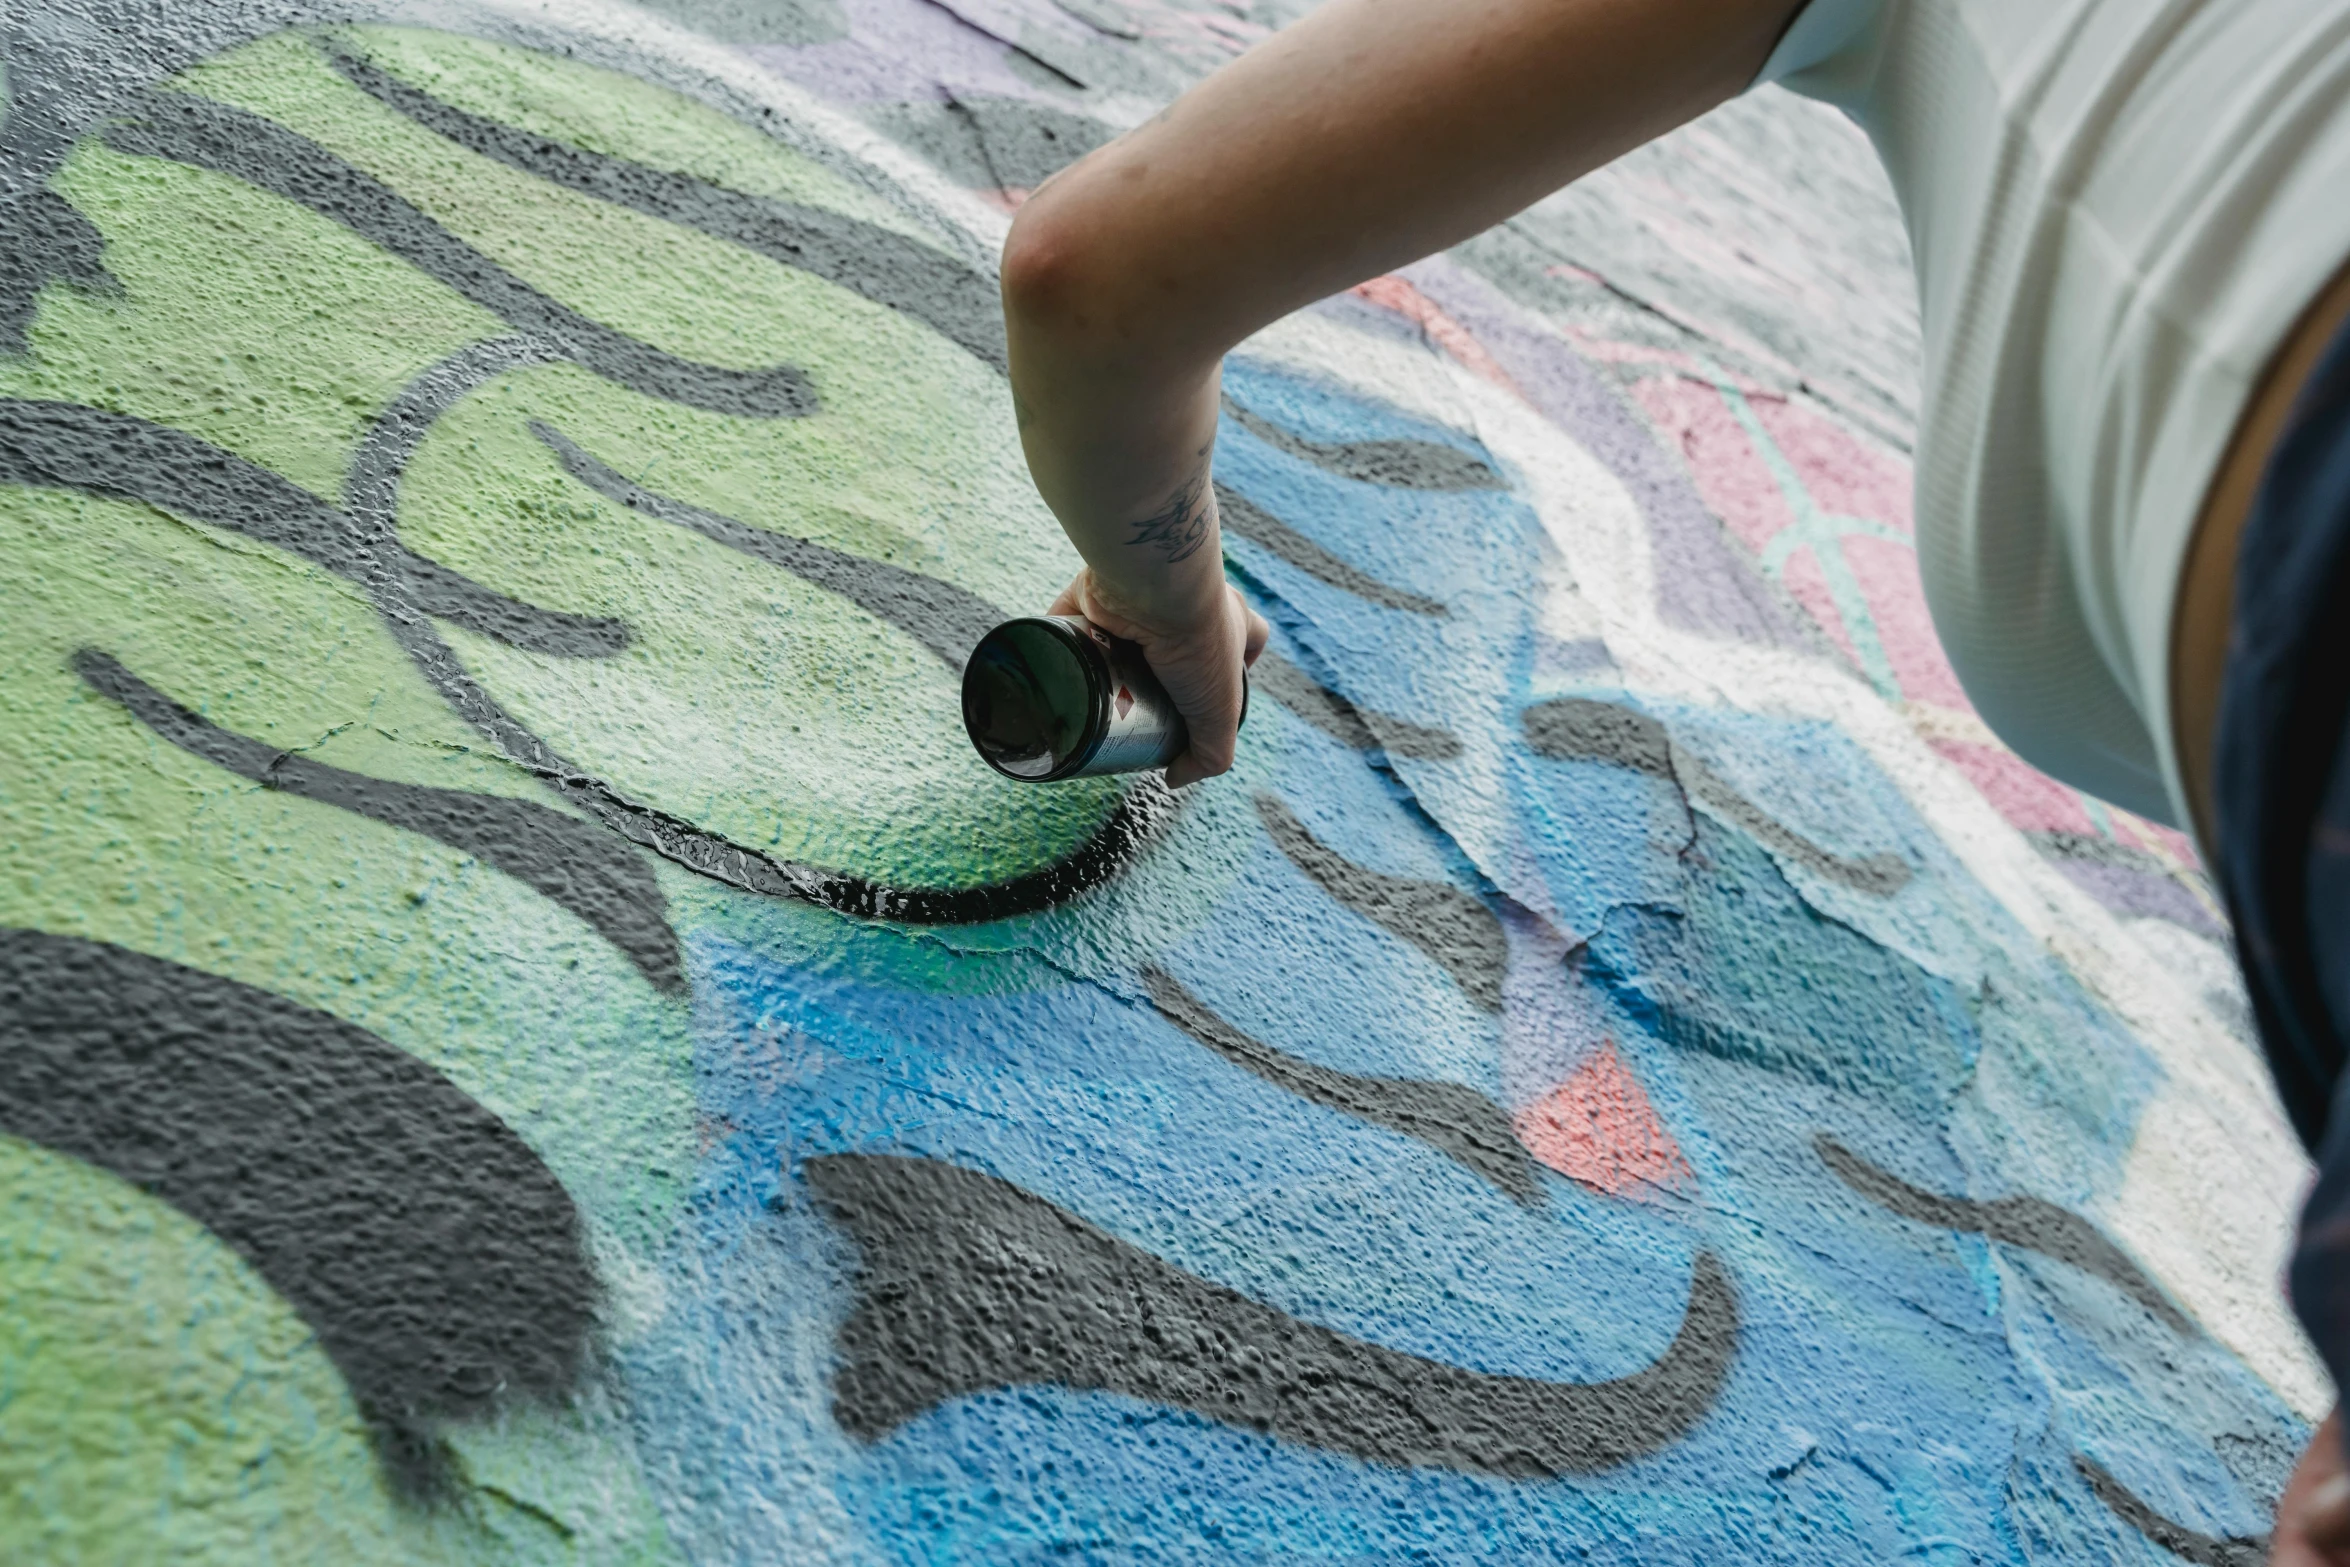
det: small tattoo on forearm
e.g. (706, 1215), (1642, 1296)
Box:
(1127, 466), (1211, 564)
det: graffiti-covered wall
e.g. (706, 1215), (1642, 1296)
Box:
(0, 2), (2323, 1562)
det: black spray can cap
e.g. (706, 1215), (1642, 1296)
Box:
(962, 615), (1245, 782)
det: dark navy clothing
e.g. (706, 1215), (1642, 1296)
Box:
(2214, 308), (2350, 1401)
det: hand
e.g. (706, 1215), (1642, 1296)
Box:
(2274, 1409), (2350, 1565)
(1050, 570), (1268, 788)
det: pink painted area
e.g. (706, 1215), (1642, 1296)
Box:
(1842, 535), (1969, 710)
(1750, 395), (1911, 538)
(1631, 373), (1791, 556)
(1349, 276), (1522, 397)
(1928, 740), (2100, 836)
(1762, 550), (1862, 672)
(1513, 1041), (1692, 1198)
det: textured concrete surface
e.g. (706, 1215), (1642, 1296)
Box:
(0, 2), (2321, 1562)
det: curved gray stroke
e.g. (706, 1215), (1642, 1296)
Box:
(0, 927), (596, 1499)
(0, 397), (627, 657)
(1816, 1135), (2192, 1335)
(1222, 394), (1503, 491)
(1140, 965), (1540, 1203)
(805, 1152), (1736, 1475)
(533, 419), (1002, 670)
(1522, 697), (1912, 897)
(1254, 792), (1505, 1012)
(323, 36), (1008, 372)
(1216, 483), (1450, 616)
(101, 87), (819, 420)
(2074, 1455), (2266, 1567)
(74, 647), (683, 994)
(1250, 651), (1463, 760)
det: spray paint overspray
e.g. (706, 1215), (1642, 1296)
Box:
(0, 2), (2317, 1563)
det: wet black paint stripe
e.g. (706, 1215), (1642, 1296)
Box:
(1522, 698), (1912, 897)
(1250, 651), (1463, 760)
(1254, 792), (1505, 1012)
(2074, 1455), (2266, 1566)
(0, 397), (628, 658)
(0, 928), (597, 1497)
(1815, 1135), (2192, 1336)
(101, 88), (819, 421)
(803, 1152), (1735, 1474)
(1216, 483), (1450, 617)
(533, 419), (1001, 671)
(1139, 965), (1540, 1204)
(323, 37), (1009, 374)
(73, 647), (683, 994)
(1222, 394), (1503, 492)
(325, 339), (1175, 929)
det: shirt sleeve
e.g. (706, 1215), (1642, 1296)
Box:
(1749, 0), (1883, 88)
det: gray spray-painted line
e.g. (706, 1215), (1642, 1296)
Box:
(1221, 393), (1504, 492)
(345, 331), (563, 531)
(322, 36), (1010, 373)
(0, 926), (596, 1499)
(1250, 650), (1463, 760)
(1140, 964), (1540, 1204)
(1253, 792), (1505, 1012)
(0, 396), (627, 657)
(74, 647), (685, 994)
(102, 87), (820, 420)
(1216, 483), (1451, 617)
(1815, 1135), (2193, 1336)
(2074, 1455), (2266, 1567)
(804, 1151), (1736, 1474)
(533, 419), (1002, 671)
(1521, 697), (1913, 897)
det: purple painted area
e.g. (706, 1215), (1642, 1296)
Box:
(1398, 257), (1806, 652)
(745, 0), (1048, 103)
(2045, 854), (2229, 942)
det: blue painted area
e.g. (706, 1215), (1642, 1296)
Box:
(627, 361), (2306, 1561)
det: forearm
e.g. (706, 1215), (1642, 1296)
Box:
(1002, 0), (1803, 616)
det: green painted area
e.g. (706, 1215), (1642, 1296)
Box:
(0, 483), (695, 1241)
(0, 19), (1156, 1548)
(0, 1137), (677, 1565)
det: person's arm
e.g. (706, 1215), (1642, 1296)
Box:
(1002, 0), (1807, 784)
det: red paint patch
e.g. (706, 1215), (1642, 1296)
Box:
(1513, 1041), (1692, 1197)
(1115, 686), (1133, 721)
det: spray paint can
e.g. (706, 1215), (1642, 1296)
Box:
(962, 616), (1245, 781)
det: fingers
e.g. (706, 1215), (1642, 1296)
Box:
(1239, 589), (1271, 669)
(2273, 1411), (2350, 1566)
(2309, 1471), (2350, 1551)
(1037, 573), (1260, 787)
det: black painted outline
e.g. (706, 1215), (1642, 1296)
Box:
(0, 397), (625, 658)
(1815, 1135), (2192, 1336)
(1522, 697), (1912, 897)
(1139, 964), (1541, 1204)
(2074, 1455), (2267, 1567)
(1250, 650), (1462, 760)
(1216, 483), (1451, 617)
(73, 647), (684, 993)
(533, 419), (1001, 671)
(804, 1151), (1736, 1475)
(1253, 792), (1506, 1012)
(102, 86), (820, 420)
(1222, 393), (1503, 493)
(321, 33), (1008, 372)
(0, 927), (597, 1497)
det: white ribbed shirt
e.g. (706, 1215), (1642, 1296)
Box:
(1753, 0), (2350, 826)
